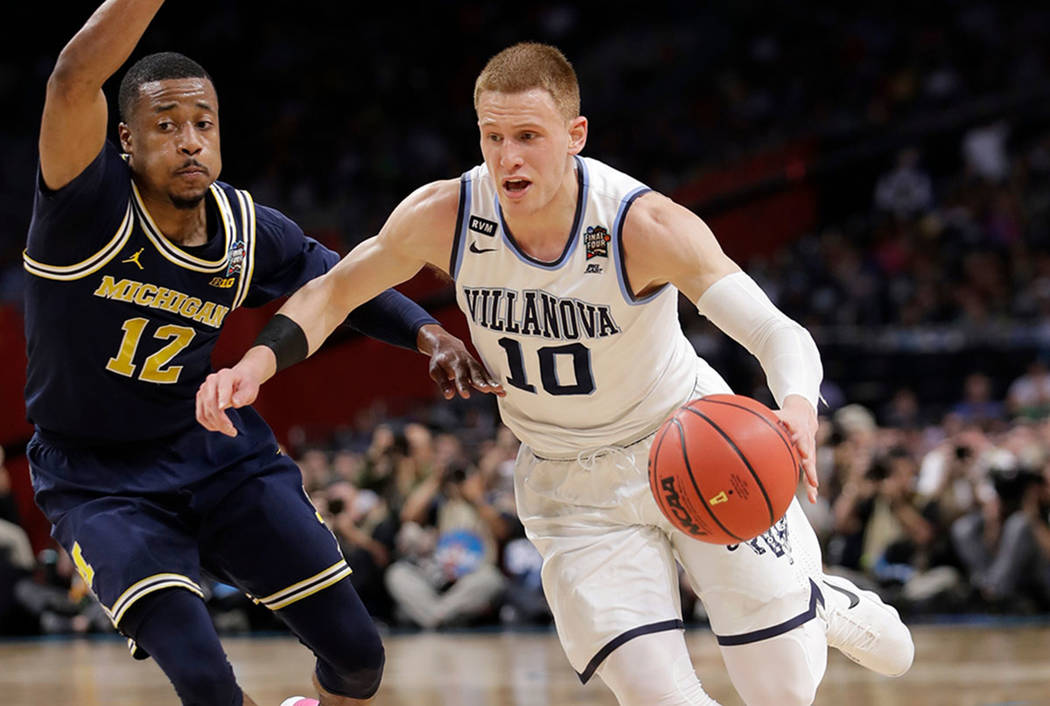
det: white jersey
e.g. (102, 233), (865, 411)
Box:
(451, 156), (699, 458)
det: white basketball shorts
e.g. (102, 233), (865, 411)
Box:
(513, 360), (825, 682)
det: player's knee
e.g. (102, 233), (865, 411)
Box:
(315, 630), (385, 700)
(278, 576), (386, 698)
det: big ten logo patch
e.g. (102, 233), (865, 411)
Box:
(584, 225), (610, 259)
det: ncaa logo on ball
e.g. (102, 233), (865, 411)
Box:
(708, 491), (729, 506)
(659, 475), (703, 537)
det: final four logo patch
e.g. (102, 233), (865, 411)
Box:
(584, 225), (610, 259)
(226, 240), (245, 276)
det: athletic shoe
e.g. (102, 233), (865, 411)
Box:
(821, 574), (915, 677)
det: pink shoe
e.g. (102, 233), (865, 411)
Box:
(279, 699), (319, 706)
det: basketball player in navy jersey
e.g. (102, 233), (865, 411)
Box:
(25, 2), (502, 705)
(199, 43), (914, 705)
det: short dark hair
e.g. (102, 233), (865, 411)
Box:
(118, 52), (213, 122)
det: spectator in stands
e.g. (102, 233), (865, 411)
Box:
(13, 547), (110, 635)
(830, 447), (934, 582)
(1007, 357), (1050, 420)
(952, 372), (1006, 429)
(0, 446), (20, 526)
(321, 478), (396, 622)
(295, 445), (332, 493)
(874, 148), (933, 221)
(952, 463), (1050, 611)
(385, 461), (508, 629)
(916, 426), (990, 528)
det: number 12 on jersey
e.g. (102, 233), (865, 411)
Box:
(106, 317), (196, 384)
(497, 337), (594, 395)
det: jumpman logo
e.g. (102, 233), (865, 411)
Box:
(122, 248), (145, 270)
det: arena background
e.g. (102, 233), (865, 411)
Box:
(3, 0), (1050, 661)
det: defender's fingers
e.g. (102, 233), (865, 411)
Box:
(216, 372), (236, 410)
(199, 379), (222, 429)
(467, 363), (505, 396)
(454, 363), (472, 398)
(206, 376), (238, 436)
(195, 387), (209, 429)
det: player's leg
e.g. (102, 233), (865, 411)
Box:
(670, 499), (828, 705)
(820, 572), (914, 676)
(198, 456), (383, 704)
(789, 498), (914, 677)
(596, 630), (720, 706)
(514, 445), (722, 705)
(277, 576), (384, 704)
(120, 588), (247, 706)
(718, 619), (826, 706)
(30, 472), (249, 705)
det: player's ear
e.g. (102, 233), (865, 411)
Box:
(118, 122), (133, 156)
(568, 115), (587, 156)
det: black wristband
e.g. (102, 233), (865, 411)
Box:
(253, 314), (309, 373)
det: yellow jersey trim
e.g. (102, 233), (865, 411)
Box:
(23, 204), (134, 281)
(105, 573), (204, 626)
(131, 181), (231, 272)
(256, 560), (352, 610)
(231, 188), (257, 310)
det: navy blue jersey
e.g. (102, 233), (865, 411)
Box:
(24, 141), (340, 444)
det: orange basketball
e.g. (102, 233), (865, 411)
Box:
(648, 394), (801, 544)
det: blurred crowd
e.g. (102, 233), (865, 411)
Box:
(3, 357), (1050, 640)
(4, 0), (1050, 640)
(3, 2), (1050, 283)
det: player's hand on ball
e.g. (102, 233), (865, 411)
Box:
(775, 395), (819, 503)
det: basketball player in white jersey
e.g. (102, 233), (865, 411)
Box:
(197, 43), (914, 706)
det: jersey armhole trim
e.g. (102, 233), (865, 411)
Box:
(23, 203), (134, 281)
(612, 187), (667, 306)
(231, 188), (258, 310)
(449, 174), (471, 280)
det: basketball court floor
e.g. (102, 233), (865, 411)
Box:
(2, 622), (1048, 705)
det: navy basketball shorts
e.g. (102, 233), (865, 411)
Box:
(28, 424), (350, 633)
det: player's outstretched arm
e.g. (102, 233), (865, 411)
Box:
(40, 0), (166, 190)
(196, 180), (504, 436)
(621, 193), (822, 502)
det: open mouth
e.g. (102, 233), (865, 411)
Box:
(503, 177), (531, 196)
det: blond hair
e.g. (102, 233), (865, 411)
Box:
(473, 42), (580, 120)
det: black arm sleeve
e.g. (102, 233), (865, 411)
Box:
(343, 288), (438, 351)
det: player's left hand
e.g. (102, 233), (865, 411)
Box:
(417, 324), (505, 400)
(775, 395), (819, 504)
(195, 347), (274, 436)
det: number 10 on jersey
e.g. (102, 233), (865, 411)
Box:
(497, 337), (594, 395)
